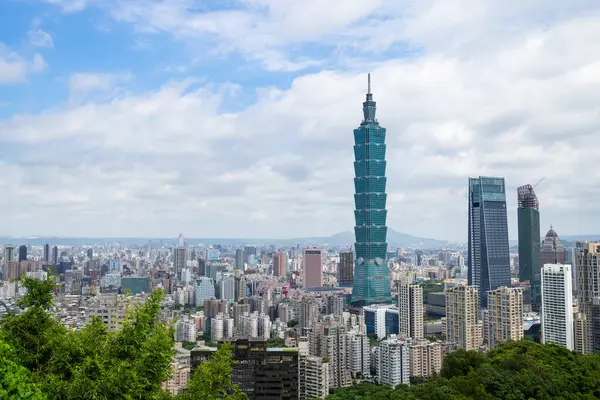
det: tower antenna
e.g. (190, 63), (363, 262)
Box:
(368, 73), (371, 95)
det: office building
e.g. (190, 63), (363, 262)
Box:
(444, 285), (483, 350)
(326, 295), (344, 316)
(517, 184), (541, 310)
(219, 276), (235, 303)
(43, 244), (50, 264)
(351, 74), (392, 306)
(377, 335), (410, 388)
(3, 245), (14, 266)
(541, 264), (573, 350)
(18, 245), (27, 262)
(486, 287), (524, 348)
(398, 283), (424, 339)
(273, 252), (286, 277)
(299, 356), (329, 400)
(541, 226), (565, 266)
(303, 248), (323, 288)
(235, 248), (244, 270)
(191, 339), (298, 400)
(173, 234), (187, 281)
(51, 246), (58, 264)
(575, 243), (600, 353)
(364, 304), (394, 339)
(195, 278), (215, 305)
(339, 251), (354, 287)
(468, 177), (511, 307)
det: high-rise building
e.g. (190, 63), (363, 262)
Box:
(219, 276), (235, 303)
(377, 335), (410, 388)
(444, 285), (483, 350)
(408, 338), (444, 379)
(195, 278), (215, 305)
(517, 184), (541, 311)
(486, 287), (524, 348)
(18, 245), (27, 262)
(3, 245), (14, 266)
(326, 295), (344, 316)
(173, 234), (187, 281)
(309, 317), (351, 388)
(299, 356), (329, 400)
(43, 244), (50, 264)
(468, 176), (511, 307)
(87, 248), (93, 259)
(541, 264), (573, 350)
(338, 251), (354, 287)
(541, 226), (565, 266)
(235, 248), (244, 271)
(347, 331), (370, 378)
(51, 246), (58, 264)
(398, 283), (424, 339)
(575, 242), (600, 353)
(303, 248), (323, 288)
(351, 74), (392, 306)
(273, 252), (286, 277)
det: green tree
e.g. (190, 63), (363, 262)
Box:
(0, 339), (46, 400)
(176, 343), (247, 400)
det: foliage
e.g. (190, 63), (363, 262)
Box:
(326, 341), (600, 400)
(0, 340), (46, 400)
(0, 274), (176, 399)
(267, 337), (285, 347)
(182, 341), (197, 351)
(175, 343), (247, 400)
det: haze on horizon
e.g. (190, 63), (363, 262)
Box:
(1, 0), (599, 242)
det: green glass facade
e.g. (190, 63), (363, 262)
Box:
(351, 75), (392, 306)
(517, 184), (541, 311)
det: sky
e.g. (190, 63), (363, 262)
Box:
(1, 0), (600, 242)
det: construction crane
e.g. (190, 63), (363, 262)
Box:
(533, 177), (545, 188)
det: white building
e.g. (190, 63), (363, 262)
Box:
(377, 335), (410, 388)
(219, 276), (235, 303)
(347, 331), (370, 377)
(541, 264), (574, 350)
(211, 313), (225, 342)
(299, 356), (329, 400)
(195, 278), (215, 305)
(364, 304), (395, 339)
(175, 317), (197, 342)
(398, 283), (424, 339)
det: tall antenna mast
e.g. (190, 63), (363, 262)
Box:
(368, 73), (371, 95)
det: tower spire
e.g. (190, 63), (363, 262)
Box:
(368, 73), (371, 95)
(363, 73), (375, 120)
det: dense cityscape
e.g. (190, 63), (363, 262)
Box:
(1, 76), (599, 399)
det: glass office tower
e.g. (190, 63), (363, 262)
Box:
(351, 74), (392, 306)
(517, 184), (541, 311)
(468, 177), (511, 307)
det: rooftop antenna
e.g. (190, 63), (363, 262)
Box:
(367, 73), (371, 95)
(533, 177), (545, 188)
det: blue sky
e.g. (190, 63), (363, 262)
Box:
(1, 0), (600, 241)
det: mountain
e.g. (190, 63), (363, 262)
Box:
(0, 229), (447, 249)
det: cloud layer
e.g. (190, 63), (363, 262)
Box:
(2, 0), (600, 240)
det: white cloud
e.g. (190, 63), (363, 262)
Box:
(0, 45), (47, 84)
(28, 29), (54, 48)
(31, 54), (47, 73)
(5, 0), (600, 240)
(68, 72), (131, 93)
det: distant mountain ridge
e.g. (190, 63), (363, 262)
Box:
(0, 228), (447, 249)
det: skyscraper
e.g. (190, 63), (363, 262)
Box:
(351, 74), (392, 306)
(51, 246), (58, 264)
(235, 248), (245, 271)
(3, 245), (14, 266)
(338, 251), (354, 287)
(43, 244), (50, 264)
(173, 234), (186, 281)
(273, 252), (286, 277)
(303, 248), (323, 288)
(468, 177), (511, 307)
(517, 184), (541, 310)
(18, 245), (27, 262)
(398, 283), (424, 339)
(541, 264), (573, 350)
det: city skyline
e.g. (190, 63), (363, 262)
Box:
(1, 2), (600, 241)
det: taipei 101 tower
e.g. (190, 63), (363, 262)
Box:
(351, 74), (392, 306)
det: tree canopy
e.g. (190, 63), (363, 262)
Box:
(325, 340), (600, 400)
(0, 274), (246, 400)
